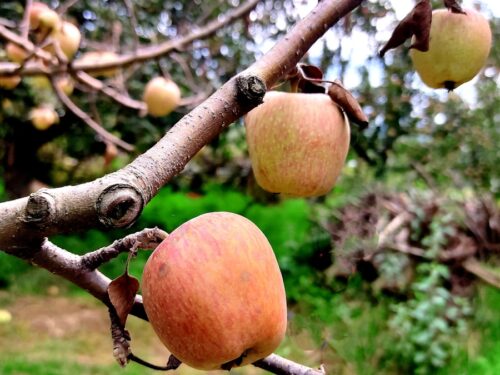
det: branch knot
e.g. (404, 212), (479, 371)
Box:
(23, 189), (56, 224)
(236, 74), (266, 106)
(96, 184), (144, 228)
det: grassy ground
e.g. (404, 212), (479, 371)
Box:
(1, 269), (499, 375)
(0, 290), (274, 375)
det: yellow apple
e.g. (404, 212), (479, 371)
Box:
(245, 91), (350, 197)
(50, 21), (81, 60)
(29, 107), (59, 130)
(142, 77), (181, 117)
(142, 212), (287, 370)
(410, 8), (492, 90)
(0, 75), (21, 90)
(56, 75), (74, 95)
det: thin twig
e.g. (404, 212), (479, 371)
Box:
(463, 258), (500, 289)
(254, 354), (326, 375)
(74, 71), (147, 111)
(20, 0), (33, 39)
(56, 0), (80, 15)
(123, 0), (140, 51)
(81, 227), (167, 270)
(50, 76), (135, 151)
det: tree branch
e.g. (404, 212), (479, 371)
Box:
(50, 76), (135, 151)
(0, 0), (261, 77)
(0, 0), (364, 252)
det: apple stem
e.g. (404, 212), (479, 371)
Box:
(129, 353), (182, 371)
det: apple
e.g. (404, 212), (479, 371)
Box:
(29, 2), (50, 30)
(30, 3), (60, 33)
(6, 43), (29, 63)
(0, 75), (21, 90)
(410, 8), (492, 90)
(50, 21), (81, 60)
(76, 51), (120, 78)
(29, 107), (59, 130)
(244, 91), (350, 197)
(56, 75), (74, 95)
(142, 77), (181, 117)
(142, 212), (287, 370)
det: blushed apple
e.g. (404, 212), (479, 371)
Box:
(245, 91), (350, 197)
(410, 8), (492, 90)
(142, 212), (287, 370)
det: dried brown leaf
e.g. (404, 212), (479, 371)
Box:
(297, 63), (325, 93)
(328, 80), (368, 128)
(108, 272), (140, 327)
(379, 0), (432, 57)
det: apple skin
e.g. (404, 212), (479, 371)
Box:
(142, 212), (287, 371)
(410, 8), (492, 90)
(29, 107), (59, 130)
(245, 91), (350, 197)
(6, 43), (29, 63)
(29, 2), (50, 30)
(50, 21), (81, 60)
(0, 75), (21, 90)
(143, 77), (181, 117)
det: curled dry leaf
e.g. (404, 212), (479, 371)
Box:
(379, 0), (432, 57)
(108, 272), (140, 327)
(328, 80), (368, 128)
(296, 63), (326, 93)
(444, 0), (466, 14)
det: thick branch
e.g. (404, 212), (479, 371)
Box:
(0, 0), (364, 251)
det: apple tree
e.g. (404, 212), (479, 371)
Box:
(0, 0), (497, 374)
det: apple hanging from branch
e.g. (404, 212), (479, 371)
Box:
(142, 77), (181, 117)
(141, 212), (287, 371)
(245, 91), (350, 197)
(410, 8), (492, 90)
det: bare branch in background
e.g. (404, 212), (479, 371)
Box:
(56, 0), (80, 15)
(51, 76), (135, 151)
(20, 0), (33, 39)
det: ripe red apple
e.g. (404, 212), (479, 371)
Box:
(244, 91), (350, 197)
(410, 8), (492, 90)
(142, 212), (287, 370)
(142, 77), (181, 117)
(29, 107), (59, 130)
